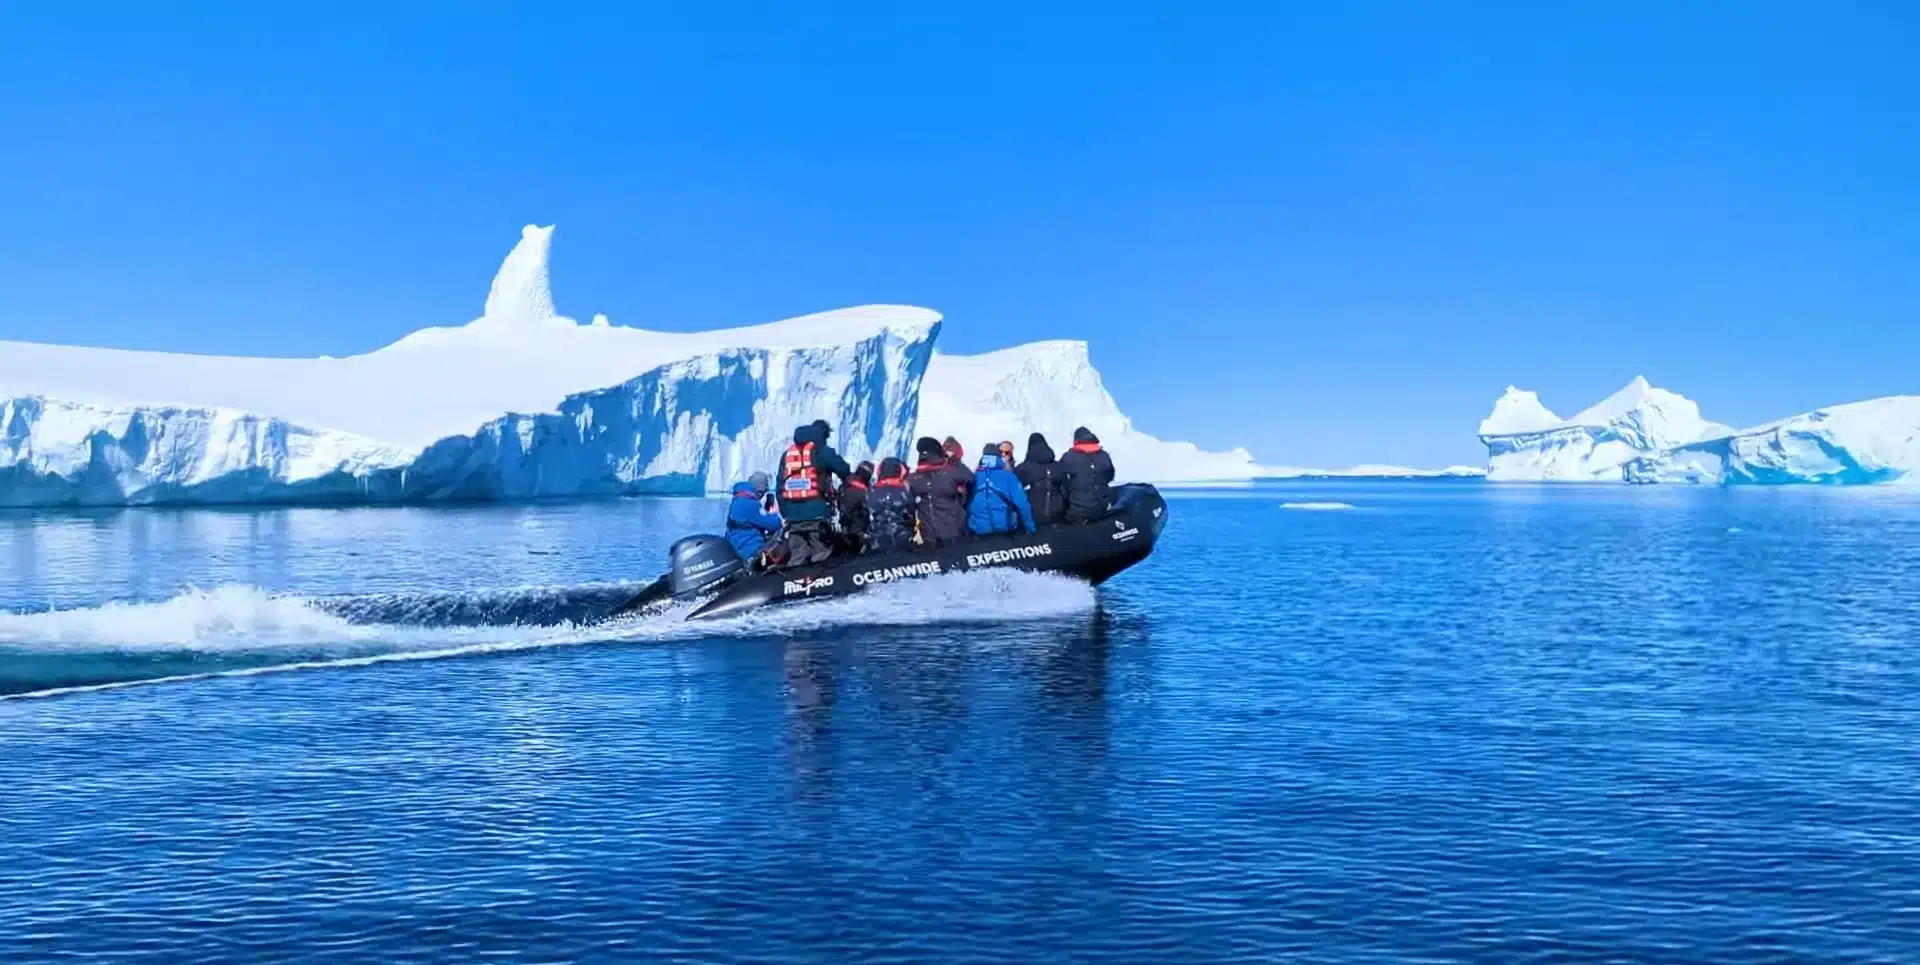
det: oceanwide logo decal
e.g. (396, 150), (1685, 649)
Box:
(852, 560), (943, 586)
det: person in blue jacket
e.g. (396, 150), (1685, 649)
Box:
(726, 472), (782, 561)
(967, 443), (1037, 536)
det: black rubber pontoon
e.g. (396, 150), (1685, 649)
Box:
(612, 483), (1168, 621)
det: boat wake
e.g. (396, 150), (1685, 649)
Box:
(0, 571), (1097, 700)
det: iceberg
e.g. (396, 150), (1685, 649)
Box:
(1478, 376), (1733, 481)
(0, 226), (938, 453)
(1480, 377), (1920, 485)
(0, 396), (411, 507)
(0, 226), (939, 505)
(914, 340), (1261, 483)
(395, 338), (932, 499)
(1265, 465), (1486, 479)
(1, 223), (1278, 506)
(1625, 396), (1920, 485)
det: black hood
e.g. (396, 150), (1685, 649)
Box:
(1025, 432), (1056, 464)
(1073, 427), (1099, 445)
(793, 423), (827, 447)
(915, 437), (946, 462)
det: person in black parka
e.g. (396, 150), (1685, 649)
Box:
(864, 457), (916, 554)
(838, 461), (874, 554)
(908, 436), (972, 548)
(1059, 426), (1116, 523)
(1014, 431), (1069, 526)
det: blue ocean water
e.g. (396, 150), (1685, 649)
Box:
(4, 483), (1920, 963)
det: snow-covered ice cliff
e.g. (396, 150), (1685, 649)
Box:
(1480, 377), (1920, 485)
(0, 396), (410, 507)
(0, 226), (939, 505)
(396, 340), (930, 499)
(1625, 396), (1920, 485)
(0, 226), (938, 452)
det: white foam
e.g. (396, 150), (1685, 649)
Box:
(695, 569), (1097, 635)
(0, 570), (1098, 700)
(0, 586), (366, 650)
(1280, 501), (1357, 511)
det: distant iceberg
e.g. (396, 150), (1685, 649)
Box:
(0, 225), (1269, 506)
(1265, 465), (1486, 480)
(1479, 377), (1920, 485)
(1478, 376), (1732, 482)
(1626, 396), (1920, 485)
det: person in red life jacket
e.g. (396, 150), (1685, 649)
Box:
(908, 436), (972, 548)
(1059, 426), (1116, 523)
(837, 461), (874, 554)
(1014, 432), (1069, 526)
(864, 458), (916, 554)
(777, 419), (853, 565)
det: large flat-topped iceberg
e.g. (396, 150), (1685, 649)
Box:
(0, 396), (411, 506)
(1, 222), (1278, 506)
(0, 225), (939, 451)
(1626, 396), (1920, 485)
(0, 225), (940, 504)
(915, 340), (1261, 483)
(1479, 377), (1920, 485)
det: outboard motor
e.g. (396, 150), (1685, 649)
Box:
(668, 535), (746, 597)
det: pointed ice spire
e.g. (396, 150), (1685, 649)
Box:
(1567, 375), (1655, 426)
(479, 224), (559, 324)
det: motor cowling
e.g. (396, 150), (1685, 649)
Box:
(668, 534), (746, 597)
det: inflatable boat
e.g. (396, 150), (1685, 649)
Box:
(614, 483), (1168, 621)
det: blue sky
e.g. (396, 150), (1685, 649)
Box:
(1, 3), (1914, 467)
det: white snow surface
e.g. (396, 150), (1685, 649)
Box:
(1478, 376), (1734, 481)
(914, 340), (1261, 483)
(1477, 387), (1560, 436)
(0, 225), (940, 504)
(1480, 376), (1920, 485)
(1, 226), (939, 452)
